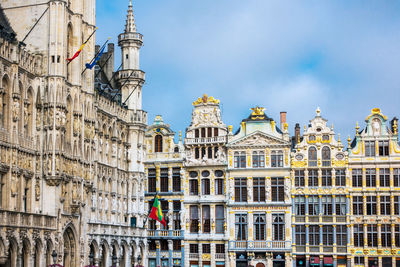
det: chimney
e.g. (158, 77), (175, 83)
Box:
(295, 123), (300, 144)
(280, 111), (287, 130)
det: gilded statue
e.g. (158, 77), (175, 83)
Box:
(250, 106), (265, 116)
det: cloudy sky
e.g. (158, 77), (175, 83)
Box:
(96, 0), (400, 142)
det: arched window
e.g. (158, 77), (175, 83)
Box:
(1, 76), (9, 129)
(272, 214), (285, 241)
(201, 147), (206, 158)
(66, 96), (73, 146)
(25, 88), (33, 136)
(195, 147), (199, 159)
(322, 146), (331, 167)
(155, 135), (162, 152)
(67, 24), (73, 81)
(308, 147), (317, 167)
(207, 146), (212, 159)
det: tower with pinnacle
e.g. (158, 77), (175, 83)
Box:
(117, 0), (145, 111)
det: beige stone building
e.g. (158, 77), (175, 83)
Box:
(348, 109), (400, 267)
(226, 107), (292, 267)
(144, 115), (185, 267)
(0, 1), (147, 266)
(290, 108), (349, 267)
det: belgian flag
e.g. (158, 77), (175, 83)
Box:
(149, 196), (166, 226)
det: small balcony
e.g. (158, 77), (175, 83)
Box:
(185, 136), (226, 145)
(229, 240), (291, 251)
(146, 229), (183, 238)
(215, 253), (225, 260)
(0, 210), (56, 230)
(189, 253), (199, 259)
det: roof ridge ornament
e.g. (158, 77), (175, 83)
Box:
(365, 107), (388, 121)
(192, 94), (220, 106)
(316, 107), (321, 117)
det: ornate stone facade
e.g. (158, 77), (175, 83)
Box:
(0, 1), (147, 267)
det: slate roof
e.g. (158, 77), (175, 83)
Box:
(0, 4), (17, 42)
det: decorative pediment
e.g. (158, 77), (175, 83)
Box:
(229, 131), (289, 147)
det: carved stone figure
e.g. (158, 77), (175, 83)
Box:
(35, 181), (40, 201)
(112, 197), (117, 211)
(112, 143), (117, 157)
(98, 195), (103, 208)
(91, 193), (97, 208)
(12, 100), (19, 121)
(72, 183), (78, 202)
(104, 197), (109, 211)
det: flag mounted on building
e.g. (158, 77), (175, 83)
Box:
(66, 27), (97, 62)
(149, 196), (166, 226)
(85, 44), (106, 70)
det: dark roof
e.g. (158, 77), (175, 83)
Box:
(0, 5), (17, 42)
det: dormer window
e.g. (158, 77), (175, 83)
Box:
(155, 135), (163, 152)
(174, 146), (179, 153)
(322, 135), (329, 141)
(309, 135), (316, 141)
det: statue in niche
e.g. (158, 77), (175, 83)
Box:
(91, 193), (97, 208)
(372, 118), (381, 136)
(112, 143), (117, 157)
(112, 197), (117, 211)
(104, 197), (109, 211)
(11, 174), (17, 196)
(24, 105), (29, 126)
(105, 142), (109, 156)
(12, 100), (19, 121)
(72, 183), (78, 202)
(98, 195), (102, 208)
(35, 181), (40, 201)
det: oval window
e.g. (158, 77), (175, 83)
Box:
(189, 171), (198, 178)
(201, 170), (210, 177)
(215, 170), (224, 177)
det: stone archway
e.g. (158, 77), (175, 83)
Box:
(21, 239), (31, 267)
(33, 239), (42, 267)
(63, 227), (76, 267)
(256, 263), (265, 267)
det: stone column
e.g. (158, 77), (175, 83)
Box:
(168, 240), (173, 267)
(248, 211), (253, 241)
(168, 167), (172, 192)
(247, 177), (253, 203)
(155, 240), (160, 267)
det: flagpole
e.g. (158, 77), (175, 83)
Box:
(81, 37), (111, 75)
(143, 193), (157, 228)
(67, 27), (98, 65)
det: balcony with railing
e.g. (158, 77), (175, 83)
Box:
(189, 253), (199, 259)
(229, 240), (291, 251)
(215, 253), (225, 260)
(118, 32), (143, 43)
(185, 135), (226, 145)
(146, 229), (183, 238)
(0, 210), (57, 230)
(117, 69), (145, 81)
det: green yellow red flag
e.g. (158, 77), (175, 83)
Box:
(149, 196), (166, 226)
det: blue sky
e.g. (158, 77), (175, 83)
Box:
(96, 1), (400, 142)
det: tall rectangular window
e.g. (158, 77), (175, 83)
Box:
(366, 196), (377, 215)
(253, 177), (265, 202)
(336, 225), (347, 246)
(190, 205), (199, 233)
(354, 224), (364, 247)
(215, 205), (224, 234)
(254, 213), (266, 241)
(216, 244), (225, 254)
(335, 169), (346, 187)
(366, 169), (376, 187)
(295, 170), (305, 187)
(394, 168), (400, 187)
(235, 214), (247, 240)
(308, 169), (318, 187)
(189, 179), (198, 195)
(160, 201), (169, 230)
(352, 169), (363, 187)
(173, 240), (181, 251)
(271, 177), (284, 202)
(190, 244), (198, 254)
(396, 225), (400, 247)
(295, 225), (306, 245)
(353, 196), (364, 215)
(202, 205), (211, 233)
(201, 179), (210, 195)
(379, 141), (389, 156)
(172, 167), (181, 192)
(160, 168), (169, 192)
(202, 243), (211, 254)
(395, 196), (400, 215)
(173, 201), (181, 230)
(321, 169), (332, 186)
(365, 141), (375, 157)
(235, 177), (247, 202)
(215, 179), (224, 195)
(379, 168), (390, 187)
(335, 195), (346, 216)
(308, 195), (320, 215)
(271, 150), (283, 167)
(322, 196), (333, 215)
(309, 225), (320, 246)
(367, 225), (378, 247)
(234, 151), (246, 168)
(380, 196), (391, 215)
(295, 196), (306, 216)
(272, 214), (285, 241)
(322, 226), (333, 245)
(252, 151), (265, 168)
(148, 168), (156, 192)
(381, 224), (392, 247)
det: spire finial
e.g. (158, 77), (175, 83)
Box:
(316, 107), (321, 116)
(124, 0), (136, 33)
